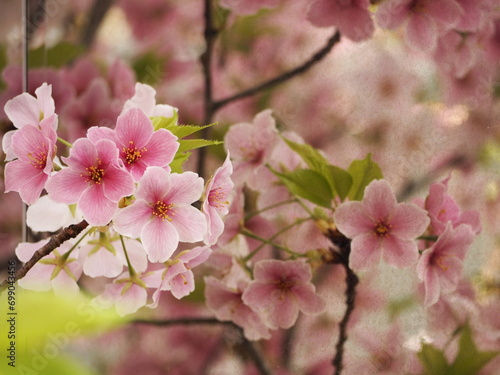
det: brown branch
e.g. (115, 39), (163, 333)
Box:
(0, 219), (89, 292)
(327, 229), (359, 375)
(80, 0), (115, 48)
(197, 0), (219, 179)
(133, 317), (232, 327)
(212, 30), (342, 112)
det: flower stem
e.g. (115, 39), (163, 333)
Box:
(120, 235), (136, 277)
(57, 137), (73, 148)
(244, 198), (298, 221)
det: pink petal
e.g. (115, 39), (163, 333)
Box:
(115, 284), (147, 316)
(122, 83), (157, 115)
(95, 139), (120, 167)
(349, 233), (382, 271)
(170, 204), (207, 243)
(18, 263), (53, 291)
(136, 166), (171, 202)
(334, 201), (374, 238)
(15, 239), (49, 262)
(167, 171), (204, 204)
(204, 206), (224, 245)
(4, 93), (39, 128)
(102, 165), (135, 202)
(140, 128), (178, 166)
(337, 8), (375, 42)
(293, 284), (326, 315)
(87, 126), (117, 143)
(2, 130), (16, 160)
(83, 247), (124, 278)
(11, 125), (48, 163)
(363, 180), (398, 221)
(142, 218), (179, 262)
(390, 203), (429, 238)
(426, 0), (463, 27)
(376, 0), (411, 29)
(169, 271), (195, 299)
(63, 138), (98, 171)
(307, 0), (338, 27)
(113, 200), (153, 238)
(34, 83), (55, 120)
(116, 108), (153, 149)
(381, 235), (419, 268)
(406, 15), (438, 52)
(51, 268), (81, 295)
(242, 282), (277, 311)
(423, 267), (441, 306)
(4, 160), (47, 204)
(46, 169), (87, 204)
(79, 185), (118, 226)
(269, 296), (299, 329)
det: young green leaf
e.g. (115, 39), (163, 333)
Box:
(269, 167), (334, 208)
(328, 165), (353, 201)
(170, 151), (192, 174)
(177, 139), (223, 153)
(29, 42), (85, 68)
(151, 117), (217, 138)
(151, 113), (179, 131)
(347, 153), (383, 201)
(417, 343), (449, 375)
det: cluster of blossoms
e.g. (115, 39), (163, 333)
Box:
(3, 82), (234, 316)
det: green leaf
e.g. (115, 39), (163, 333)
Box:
(178, 139), (223, 153)
(347, 153), (383, 201)
(448, 324), (499, 375)
(28, 42), (85, 68)
(387, 296), (415, 320)
(282, 137), (352, 201)
(269, 167), (333, 208)
(151, 117), (216, 139)
(132, 51), (166, 85)
(170, 152), (191, 174)
(418, 343), (450, 375)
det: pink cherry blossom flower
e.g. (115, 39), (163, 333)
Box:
(46, 138), (135, 226)
(224, 109), (278, 191)
(334, 179), (430, 271)
(241, 259), (326, 329)
(417, 223), (475, 306)
(4, 115), (57, 204)
(376, 0), (464, 51)
(203, 153), (234, 245)
(415, 178), (481, 235)
(15, 238), (83, 295)
(205, 276), (272, 340)
(150, 246), (212, 306)
(88, 108), (178, 181)
(113, 166), (207, 263)
(26, 195), (83, 232)
(121, 82), (177, 118)
(307, 0), (374, 42)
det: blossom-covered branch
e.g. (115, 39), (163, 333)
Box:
(0, 219), (89, 292)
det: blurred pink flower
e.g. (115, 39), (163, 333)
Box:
(224, 109), (278, 191)
(88, 108), (178, 181)
(151, 246), (212, 305)
(376, 0), (464, 51)
(113, 167), (207, 263)
(415, 178), (481, 235)
(242, 259), (326, 329)
(205, 276), (271, 340)
(203, 153), (234, 245)
(308, 0), (374, 42)
(334, 179), (430, 271)
(16, 239), (82, 295)
(4, 115), (57, 204)
(121, 83), (177, 118)
(46, 138), (135, 226)
(417, 223), (475, 306)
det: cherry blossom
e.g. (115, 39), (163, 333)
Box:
(205, 276), (272, 340)
(334, 179), (430, 271)
(26, 195), (83, 232)
(88, 108), (179, 181)
(202, 153), (234, 245)
(121, 82), (178, 118)
(4, 115), (57, 204)
(45, 138), (135, 226)
(308, 0), (374, 42)
(15, 238), (83, 295)
(241, 259), (326, 329)
(113, 166), (207, 263)
(417, 223), (475, 306)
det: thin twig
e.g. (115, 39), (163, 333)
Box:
(197, 0), (218, 179)
(235, 325), (273, 375)
(327, 229), (359, 375)
(80, 0), (115, 48)
(133, 317), (232, 326)
(212, 30), (341, 112)
(0, 220), (89, 292)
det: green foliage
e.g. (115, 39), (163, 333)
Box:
(151, 117), (220, 172)
(28, 42), (85, 69)
(417, 323), (499, 375)
(132, 51), (166, 85)
(347, 153), (383, 201)
(387, 296), (415, 320)
(0, 288), (126, 375)
(269, 166), (334, 208)
(282, 137), (353, 202)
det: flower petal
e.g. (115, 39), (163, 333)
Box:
(141, 218), (179, 262)
(113, 200), (152, 238)
(170, 204), (207, 243)
(381, 235), (419, 268)
(79, 185), (117, 226)
(349, 233), (382, 271)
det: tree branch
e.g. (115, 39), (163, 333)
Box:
(0, 219), (89, 292)
(212, 30), (341, 112)
(80, 0), (115, 48)
(327, 229), (359, 375)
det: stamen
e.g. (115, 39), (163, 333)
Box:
(374, 219), (391, 238)
(27, 143), (48, 169)
(153, 200), (175, 221)
(123, 140), (147, 164)
(83, 158), (105, 184)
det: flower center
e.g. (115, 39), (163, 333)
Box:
(153, 200), (175, 221)
(374, 220), (391, 238)
(123, 141), (147, 164)
(431, 253), (450, 271)
(276, 277), (295, 300)
(85, 159), (105, 184)
(209, 187), (229, 210)
(409, 0), (428, 13)
(28, 144), (48, 169)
